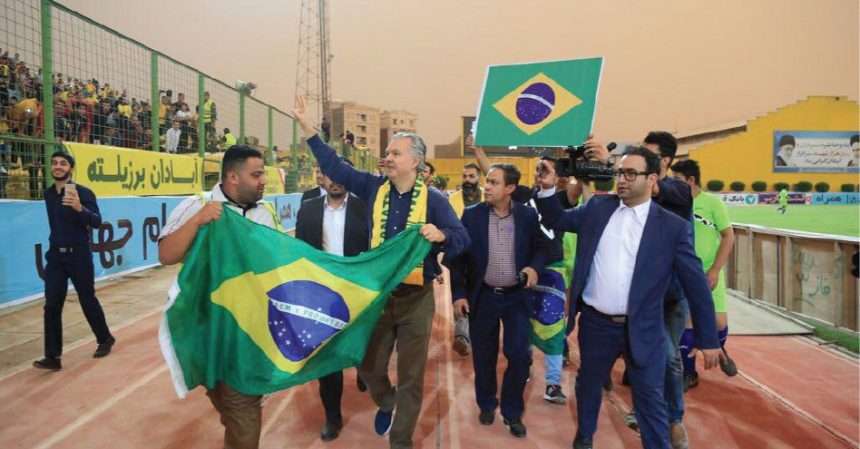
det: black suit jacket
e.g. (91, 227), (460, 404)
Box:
(295, 193), (370, 257)
(300, 186), (324, 204)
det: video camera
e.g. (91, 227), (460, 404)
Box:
(554, 142), (617, 181)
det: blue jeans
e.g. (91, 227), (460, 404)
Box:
(664, 280), (689, 424)
(544, 353), (563, 386)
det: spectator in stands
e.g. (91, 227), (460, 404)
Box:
(223, 128), (237, 149)
(165, 120), (182, 154)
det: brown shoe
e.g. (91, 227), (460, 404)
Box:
(452, 336), (470, 357)
(670, 422), (689, 449)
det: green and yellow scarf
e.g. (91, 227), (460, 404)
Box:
(371, 177), (428, 285)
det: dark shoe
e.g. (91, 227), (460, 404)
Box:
(683, 371), (699, 392)
(624, 412), (639, 432)
(93, 336), (115, 358)
(573, 435), (593, 449)
(478, 409), (495, 425)
(356, 375), (367, 392)
(452, 336), (471, 357)
(320, 421), (343, 442)
(670, 421), (689, 449)
(374, 408), (394, 436)
(719, 348), (738, 377)
(33, 357), (61, 371)
(503, 417), (527, 438)
(544, 384), (567, 404)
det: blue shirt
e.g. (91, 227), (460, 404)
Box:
(308, 135), (469, 281)
(44, 183), (102, 247)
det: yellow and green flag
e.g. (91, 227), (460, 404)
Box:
(475, 57), (603, 147)
(159, 207), (430, 398)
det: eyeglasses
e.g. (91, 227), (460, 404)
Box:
(614, 169), (651, 181)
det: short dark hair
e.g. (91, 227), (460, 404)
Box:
(488, 163), (520, 186)
(643, 131), (678, 161)
(623, 146), (661, 175)
(850, 134), (858, 146)
(778, 134), (795, 147)
(463, 162), (480, 173)
(670, 159), (701, 186)
(539, 156), (558, 171)
(51, 150), (75, 167)
(221, 145), (262, 181)
(424, 161), (435, 174)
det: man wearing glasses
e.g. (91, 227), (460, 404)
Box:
(585, 132), (699, 448)
(534, 147), (720, 449)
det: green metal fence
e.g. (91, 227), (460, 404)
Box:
(0, 0), (376, 199)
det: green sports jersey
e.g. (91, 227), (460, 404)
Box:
(778, 189), (789, 204)
(693, 191), (731, 270)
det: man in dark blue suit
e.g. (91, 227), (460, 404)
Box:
(535, 147), (721, 449)
(451, 163), (553, 439)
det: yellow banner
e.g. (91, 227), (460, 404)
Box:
(265, 166), (285, 194)
(65, 143), (203, 197)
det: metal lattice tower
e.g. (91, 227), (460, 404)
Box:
(294, 0), (331, 132)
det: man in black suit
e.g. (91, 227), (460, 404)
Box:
(295, 161), (370, 442)
(300, 165), (326, 203)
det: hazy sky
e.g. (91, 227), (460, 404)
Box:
(61, 0), (859, 156)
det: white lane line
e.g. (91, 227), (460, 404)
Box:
(33, 365), (168, 449)
(739, 370), (859, 448)
(260, 387), (301, 440)
(0, 306), (164, 383)
(793, 336), (859, 366)
(439, 283), (461, 449)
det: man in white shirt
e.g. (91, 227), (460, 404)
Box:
(295, 159), (370, 442)
(165, 120), (181, 154)
(534, 147), (720, 449)
(158, 145), (280, 449)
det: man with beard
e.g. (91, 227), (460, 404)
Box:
(446, 162), (484, 356)
(33, 151), (115, 371)
(295, 158), (370, 442)
(158, 145), (281, 449)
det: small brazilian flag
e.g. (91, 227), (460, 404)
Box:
(528, 268), (568, 355)
(475, 57), (603, 147)
(159, 207), (430, 397)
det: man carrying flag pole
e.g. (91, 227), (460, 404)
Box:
(293, 96), (470, 449)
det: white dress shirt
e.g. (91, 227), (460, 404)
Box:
(582, 199), (651, 315)
(322, 194), (348, 256)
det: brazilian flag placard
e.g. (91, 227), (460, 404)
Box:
(475, 57), (603, 147)
(159, 207), (430, 398)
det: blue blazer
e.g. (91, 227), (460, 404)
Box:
(536, 194), (719, 366)
(452, 202), (553, 312)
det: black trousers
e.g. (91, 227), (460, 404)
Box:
(43, 247), (113, 358)
(318, 371), (344, 425)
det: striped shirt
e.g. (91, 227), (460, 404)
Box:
(483, 207), (518, 287)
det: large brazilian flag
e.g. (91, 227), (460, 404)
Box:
(159, 207), (430, 398)
(474, 57), (603, 148)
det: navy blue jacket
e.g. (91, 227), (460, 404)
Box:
(45, 183), (101, 247)
(451, 202), (552, 313)
(536, 194), (719, 365)
(307, 135), (469, 281)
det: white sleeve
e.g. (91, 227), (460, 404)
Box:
(158, 196), (204, 241)
(536, 187), (557, 199)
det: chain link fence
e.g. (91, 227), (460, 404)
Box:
(1, 0), (312, 199)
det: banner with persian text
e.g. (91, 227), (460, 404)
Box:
(64, 142), (203, 196)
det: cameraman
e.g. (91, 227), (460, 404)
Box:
(583, 132), (703, 448)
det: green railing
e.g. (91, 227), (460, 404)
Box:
(0, 0), (378, 199)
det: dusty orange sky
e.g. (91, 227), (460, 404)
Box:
(62, 0), (859, 156)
